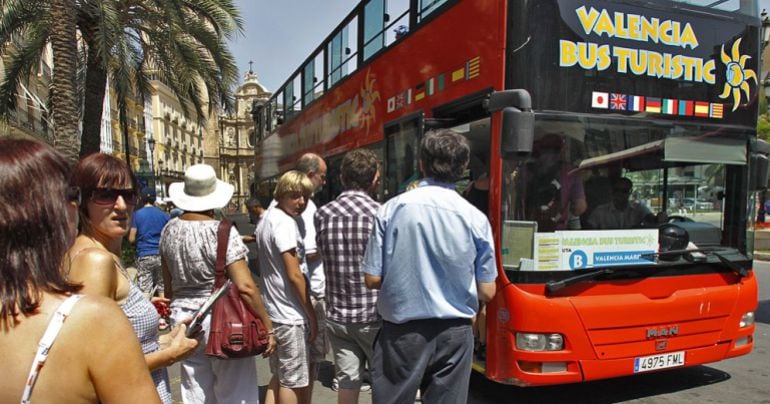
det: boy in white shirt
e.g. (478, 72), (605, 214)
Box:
(256, 170), (318, 404)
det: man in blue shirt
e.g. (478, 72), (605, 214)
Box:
(363, 129), (497, 404)
(129, 188), (170, 299)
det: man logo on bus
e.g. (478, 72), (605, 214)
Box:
(718, 38), (757, 112)
(359, 70), (381, 134)
(647, 325), (679, 339)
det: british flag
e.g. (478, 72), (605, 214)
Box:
(610, 93), (627, 110)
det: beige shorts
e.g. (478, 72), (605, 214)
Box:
(327, 319), (380, 389)
(310, 296), (328, 364)
(269, 323), (311, 388)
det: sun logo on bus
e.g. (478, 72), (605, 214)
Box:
(359, 70), (381, 134)
(718, 38), (757, 112)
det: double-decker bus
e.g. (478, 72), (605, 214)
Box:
(252, 0), (767, 386)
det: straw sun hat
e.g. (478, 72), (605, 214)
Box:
(168, 164), (234, 212)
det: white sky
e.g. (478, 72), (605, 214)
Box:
(228, 0), (770, 93)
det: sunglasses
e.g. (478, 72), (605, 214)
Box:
(66, 186), (82, 205)
(90, 187), (138, 206)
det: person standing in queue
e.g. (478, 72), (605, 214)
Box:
(0, 139), (161, 403)
(363, 129), (498, 404)
(66, 153), (198, 404)
(258, 170), (319, 404)
(315, 149), (381, 404)
(128, 188), (170, 316)
(294, 153), (330, 395)
(161, 164), (276, 403)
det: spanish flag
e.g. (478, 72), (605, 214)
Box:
(694, 102), (710, 117)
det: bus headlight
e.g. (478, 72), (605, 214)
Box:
(516, 333), (564, 351)
(740, 311), (755, 328)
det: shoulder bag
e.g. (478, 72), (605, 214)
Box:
(205, 219), (270, 358)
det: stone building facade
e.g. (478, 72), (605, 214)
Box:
(216, 69), (271, 212)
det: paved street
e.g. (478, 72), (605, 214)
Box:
(167, 214), (770, 403)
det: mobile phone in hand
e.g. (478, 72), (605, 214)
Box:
(184, 280), (231, 338)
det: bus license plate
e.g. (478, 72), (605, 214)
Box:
(633, 351), (685, 373)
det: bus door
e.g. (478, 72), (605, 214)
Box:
(384, 113), (423, 200)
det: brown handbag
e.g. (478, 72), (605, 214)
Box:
(205, 219), (270, 358)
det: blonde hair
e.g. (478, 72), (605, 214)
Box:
(274, 170), (314, 199)
(406, 179), (421, 191)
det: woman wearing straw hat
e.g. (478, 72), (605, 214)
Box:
(161, 164), (276, 403)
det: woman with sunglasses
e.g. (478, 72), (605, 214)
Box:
(0, 139), (161, 403)
(66, 153), (198, 404)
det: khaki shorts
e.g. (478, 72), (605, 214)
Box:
(269, 323), (311, 388)
(310, 296), (328, 364)
(327, 319), (380, 389)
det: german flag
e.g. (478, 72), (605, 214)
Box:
(646, 98), (661, 113)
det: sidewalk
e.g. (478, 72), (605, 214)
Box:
(756, 228), (770, 261)
(167, 356), (370, 404)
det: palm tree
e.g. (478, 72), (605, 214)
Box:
(1, 0), (242, 157)
(0, 0), (80, 160)
(49, 0), (80, 160)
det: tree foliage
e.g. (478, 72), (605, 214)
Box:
(0, 0), (243, 157)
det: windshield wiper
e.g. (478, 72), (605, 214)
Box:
(546, 248), (749, 294)
(640, 247), (748, 278)
(546, 268), (615, 294)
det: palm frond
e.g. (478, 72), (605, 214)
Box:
(0, 29), (47, 116)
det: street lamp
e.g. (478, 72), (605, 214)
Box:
(147, 137), (156, 196)
(157, 159), (165, 199)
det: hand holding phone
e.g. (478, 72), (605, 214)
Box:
(185, 280), (231, 338)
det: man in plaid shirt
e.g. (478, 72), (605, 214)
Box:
(315, 149), (381, 404)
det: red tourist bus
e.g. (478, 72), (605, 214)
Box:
(252, 0), (766, 386)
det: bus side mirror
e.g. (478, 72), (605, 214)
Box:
(749, 138), (769, 191)
(501, 107), (534, 157)
(485, 89), (534, 158)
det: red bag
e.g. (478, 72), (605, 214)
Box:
(205, 219), (270, 358)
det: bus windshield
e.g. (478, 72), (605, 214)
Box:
(670, 0), (760, 17)
(499, 114), (752, 272)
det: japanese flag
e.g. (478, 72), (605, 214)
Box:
(592, 91), (609, 109)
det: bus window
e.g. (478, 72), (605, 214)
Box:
(318, 143), (385, 203)
(319, 154), (344, 206)
(303, 53), (324, 106)
(366, 143), (386, 201)
(303, 59), (315, 105)
(271, 93), (282, 128)
(283, 80), (295, 120)
(671, 0), (758, 16)
(291, 75), (302, 115)
(327, 17), (358, 87)
(384, 0), (410, 46)
(464, 119), (491, 214)
(384, 115), (422, 199)
(418, 0), (449, 22)
(363, 0), (386, 60)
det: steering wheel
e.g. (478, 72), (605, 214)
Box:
(667, 215), (693, 223)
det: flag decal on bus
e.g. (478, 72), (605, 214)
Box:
(610, 94), (627, 110)
(591, 92), (608, 108)
(592, 91), (723, 119)
(386, 57), (479, 113)
(646, 98), (661, 113)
